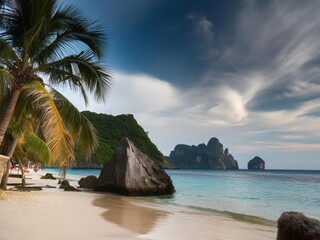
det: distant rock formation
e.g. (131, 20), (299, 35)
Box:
(167, 137), (239, 169)
(248, 156), (265, 170)
(95, 137), (175, 196)
(277, 212), (320, 240)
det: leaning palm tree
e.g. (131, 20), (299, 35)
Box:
(0, 0), (111, 147)
(1, 118), (52, 190)
(0, 81), (100, 189)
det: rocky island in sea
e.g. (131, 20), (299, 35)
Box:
(167, 137), (239, 169)
(248, 156), (265, 170)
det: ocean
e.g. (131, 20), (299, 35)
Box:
(46, 168), (320, 222)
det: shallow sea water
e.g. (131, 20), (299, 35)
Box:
(46, 168), (320, 221)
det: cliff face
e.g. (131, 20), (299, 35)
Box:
(168, 137), (239, 169)
(248, 156), (265, 170)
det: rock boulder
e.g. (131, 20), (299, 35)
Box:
(95, 137), (175, 196)
(248, 156), (265, 170)
(277, 212), (320, 240)
(59, 180), (70, 189)
(78, 175), (98, 188)
(41, 173), (56, 180)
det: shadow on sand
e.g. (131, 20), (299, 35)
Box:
(92, 195), (168, 234)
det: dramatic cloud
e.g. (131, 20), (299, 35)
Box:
(210, 0), (320, 113)
(61, 0), (320, 169)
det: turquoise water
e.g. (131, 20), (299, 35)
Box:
(163, 170), (320, 221)
(46, 168), (320, 221)
(46, 168), (101, 180)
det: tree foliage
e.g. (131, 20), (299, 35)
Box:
(76, 111), (165, 166)
(0, 0), (111, 167)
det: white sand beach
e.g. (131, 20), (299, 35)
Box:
(0, 171), (277, 240)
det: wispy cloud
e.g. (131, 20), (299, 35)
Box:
(187, 13), (214, 43)
(279, 135), (307, 140)
(187, 13), (216, 59)
(234, 141), (320, 153)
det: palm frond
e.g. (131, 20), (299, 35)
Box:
(49, 85), (98, 157)
(0, 38), (19, 63)
(43, 51), (112, 102)
(24, 131), (51, 164)
(6, 117), (26, 137)
(22, 81), (75, 167)
(39, 68), (90, 105)
(0, 68), (14, 100)
(1, 0), (55, 53)
(19, 0), (107, 67)
(50, 4), (106, 58)
(14, 137), (28, 159)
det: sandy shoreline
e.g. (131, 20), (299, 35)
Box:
(0, 171), (277, 240)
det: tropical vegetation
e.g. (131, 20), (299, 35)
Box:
(76, 111), (165, 166)
(0, 0), (111, 188)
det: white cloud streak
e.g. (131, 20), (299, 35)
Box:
(234, 141), (320, 153)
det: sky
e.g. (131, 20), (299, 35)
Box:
(62, 0), (320, 170)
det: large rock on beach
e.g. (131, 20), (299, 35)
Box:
(78, 175), (98, 188)
(95, 137), (175, 196)
(277, 211), (320, 240)
(247, 156), (265, 170)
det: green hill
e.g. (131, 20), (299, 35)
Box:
(75, 111), (164, 167)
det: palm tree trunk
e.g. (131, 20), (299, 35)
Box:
(1, 137), (19, 190)
(17, 158), (26, 190)
(0, 88), (22, 146)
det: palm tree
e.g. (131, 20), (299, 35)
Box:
(0, 0), (111, 148)
(0, 81), (100, 189)
(1, 120), (52, 190)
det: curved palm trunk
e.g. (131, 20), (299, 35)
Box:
(1, 137), (19, 190)
(0, 88), (22, 146)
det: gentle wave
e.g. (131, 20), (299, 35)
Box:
(186, 205), (276, 226)
(141, 197), (276, 226)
